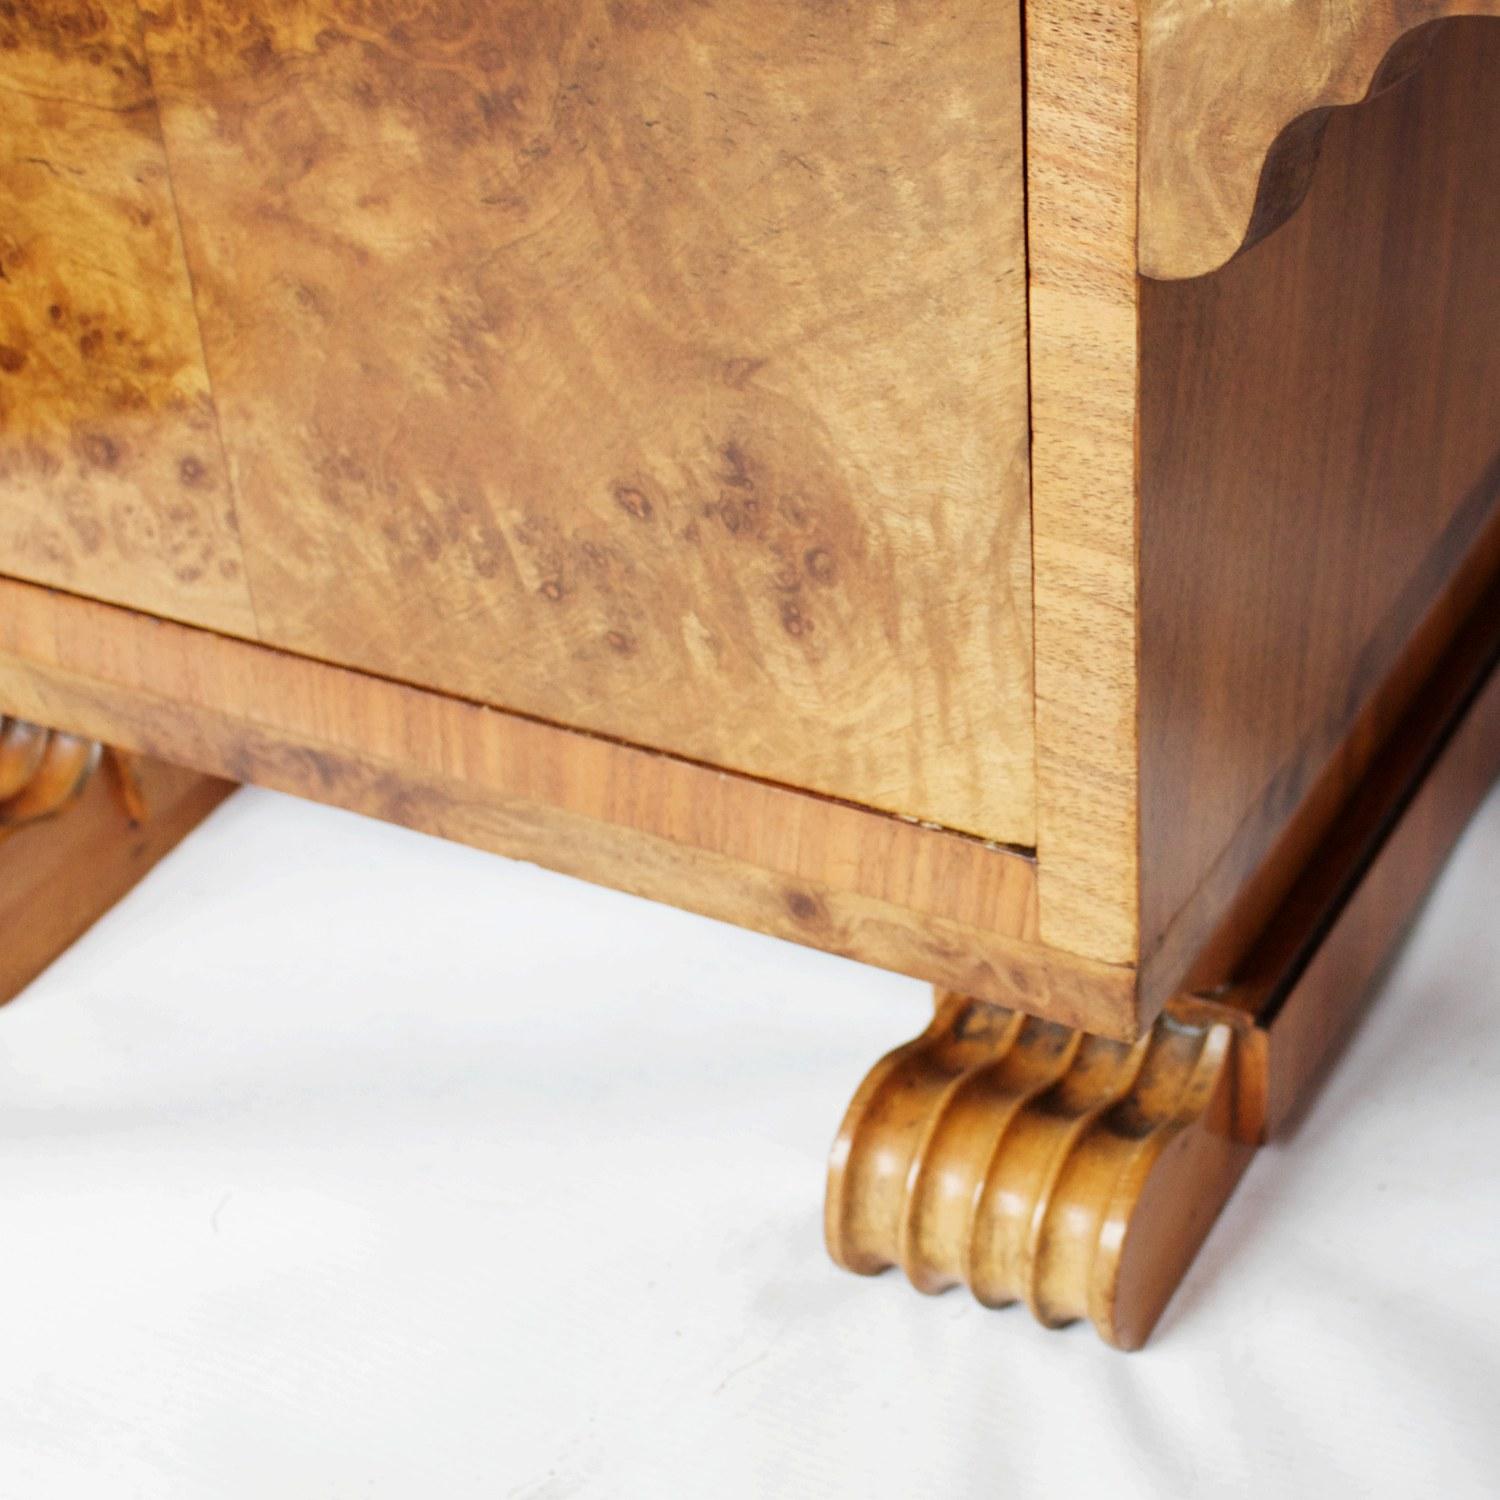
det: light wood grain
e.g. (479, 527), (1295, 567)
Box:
(1024, 0), (1142, 965)
(129, 0), (1037, 844)
(1140, 0), (1500, 278)
(0, 577), (1150, 1036)
(0, 1), (256, 635)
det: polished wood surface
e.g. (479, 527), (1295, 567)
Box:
(827, 991), (1250, 1350)
(1138, 22), (1500, 1010)
(0, 0), (1037, 845)
(1201, 564), (1500, 1137)
(0, 716), (100, 829)
(1018, 0), (1500, 983)
(0, 1), (257, 636)
(0, 576), (1152, 1037)
(1256, 644), (1500, 1132)
(1, 0), (1497, 1360)
(1024, 0), (1143, 965)
(1140, 1), (1500, 278)
(0, 737), (233, 1006)
(2, 4), (1497, 1050)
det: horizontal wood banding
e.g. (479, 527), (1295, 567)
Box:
(0, 577), (1145, 1036)
(1177, 562), (1500, 1139)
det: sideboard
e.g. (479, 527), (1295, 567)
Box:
(2, 0), (1497, 1347)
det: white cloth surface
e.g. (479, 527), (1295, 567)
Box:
(2, 783), (1498, 1498)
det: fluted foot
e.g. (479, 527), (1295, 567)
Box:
(0, 718), (102, 832)
(826, 994), (1253, 1349)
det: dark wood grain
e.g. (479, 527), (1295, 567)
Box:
(1138, 20), (1500, 1010)
(0, 748), (233, 1005)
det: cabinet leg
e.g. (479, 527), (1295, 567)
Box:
(0, 719), (101, 829)
(826, 993), (1253, 1349)
(0, 716), (235, 1005)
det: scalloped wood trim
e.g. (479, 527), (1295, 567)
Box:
(1141, 2), (1500, 279)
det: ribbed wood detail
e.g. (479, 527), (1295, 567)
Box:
(826, 993), (1251, 1348)
(0, 719), (102, 833)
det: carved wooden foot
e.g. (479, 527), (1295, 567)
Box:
(826, 994), (1254, 1350)
(0, 717), (102, 832)
(0, 716), (235, 1005)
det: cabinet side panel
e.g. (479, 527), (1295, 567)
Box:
(134, 0), (1036, 844)
(1139, 21), (1500, 1000)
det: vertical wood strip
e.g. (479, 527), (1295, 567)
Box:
(1024, 0), (1143, 964)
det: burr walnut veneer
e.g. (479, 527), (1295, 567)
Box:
(2, 1), (1497, 1347)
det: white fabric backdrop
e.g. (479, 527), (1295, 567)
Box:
(2, 783), (1497, 1498)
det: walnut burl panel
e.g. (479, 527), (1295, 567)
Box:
(0, 1), (257, 637)
(85, 0), (1037, 846)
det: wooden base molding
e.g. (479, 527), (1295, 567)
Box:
(0, 723), (234, 1006)
(0, 577), (1150, 1038)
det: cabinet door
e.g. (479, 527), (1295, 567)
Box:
(0, 2), (257, 638)
(2, 2), (1035, 845)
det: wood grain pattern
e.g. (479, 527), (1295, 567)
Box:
(1256, 643), (1500, 1133)
(1138, 22), (1500, 1010)
(1141, 0), (1500, 278)
(1024, 0), (1142, 964)
(0, 1), (255, 635)
(1197, 562), (1500, 1139)
(0, 740), (232, 1006)
(826, 992), (1251, 1350)
(127, 0), (1037, 844)
(0, 576), (1150, 1036)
